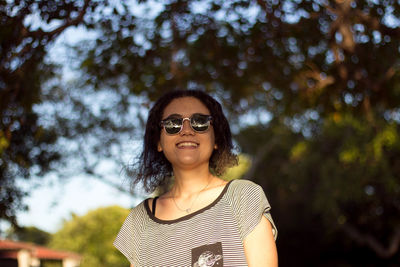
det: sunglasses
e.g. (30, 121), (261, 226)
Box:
(160, 113), (213, 135)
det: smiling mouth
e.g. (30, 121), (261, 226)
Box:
(176, 142), (199, 148)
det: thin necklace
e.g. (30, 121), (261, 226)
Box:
(172, 178), (212, 214)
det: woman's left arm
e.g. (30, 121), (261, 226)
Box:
(243, 216), (278, 267)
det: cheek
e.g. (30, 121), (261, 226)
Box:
(158, 134), (174, 159)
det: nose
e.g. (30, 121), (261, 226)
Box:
(180, 118), (194, 135)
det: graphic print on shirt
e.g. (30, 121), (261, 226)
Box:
(191, 242), (223, 267)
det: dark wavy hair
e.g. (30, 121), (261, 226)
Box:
(131, 90), (238, 192)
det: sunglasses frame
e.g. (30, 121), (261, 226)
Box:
(160, 114), (213, 135)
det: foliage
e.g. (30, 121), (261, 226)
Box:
(237, 116), (400, 265)
(1, 0), (400, 265)
(49, 205), (130, 267)
(5, 225), (51, 245)
(41, 260), (62, 267)
(222, 154), (251, 181)
(0, 0), (137, 226)
(0, 0), (95, 225)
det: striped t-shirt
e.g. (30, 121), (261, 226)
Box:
(114, 179), (277, 267)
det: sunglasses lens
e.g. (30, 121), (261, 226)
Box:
(161, 115), (211, 134)
(191, 114), (210, 132)
(163, 118), (182, 134)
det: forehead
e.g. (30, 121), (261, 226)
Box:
(162, 97), (210, 118)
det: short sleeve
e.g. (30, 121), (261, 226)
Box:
(113, 203), (145, 265)
(230, 180), (278, 241)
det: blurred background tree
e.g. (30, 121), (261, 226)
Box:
(1, 0), (400, 265)
(0, 0), (137, 227)
(49, 205), (130, 267)
(0, 0), (93, 226)
(5, 225), (51, 245)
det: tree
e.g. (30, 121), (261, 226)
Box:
(5, 225), (51, 245)
(49, 205), (130, 267)
(236, 117), (400, 266)
(0, 0), (136, 226)
(2, 0), (400, 265)
(76, 1), (400, 264)
(0, 0), (94, 225)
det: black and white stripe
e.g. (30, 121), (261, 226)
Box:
(114, 179), (277, 266)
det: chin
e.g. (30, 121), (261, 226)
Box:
(176, 158), (208, 168)
(178, 158), (201, 166)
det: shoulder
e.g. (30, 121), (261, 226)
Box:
(121, 200), (149, 226)
(228, 179), (264, 196)
(128, 199), (147, 212)
(224, 179), (268, 209)
(230, 179), (260, 188)
(114, 200), (149, 264)
(225, 179), (277, 241)
(113, 201), (148, 248)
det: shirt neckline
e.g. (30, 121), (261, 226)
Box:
(144, 179), (234, 224)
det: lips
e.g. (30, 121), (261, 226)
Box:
(176, 141), (199, 148)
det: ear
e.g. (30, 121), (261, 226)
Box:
(214, 144), (218, 150)
(157, 142), (163, 152)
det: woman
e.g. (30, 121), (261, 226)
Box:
(114, 90), (278, 266)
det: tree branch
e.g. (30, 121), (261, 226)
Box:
(356, 9), (400, 38)
(342, 223), (400, 258)
(29, 0), (91, 40)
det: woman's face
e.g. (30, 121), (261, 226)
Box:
(158, 97), (216, 171)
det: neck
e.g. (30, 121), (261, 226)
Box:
(171, 166), (215, 198)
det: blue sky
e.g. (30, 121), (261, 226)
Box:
(17, 175), (139, 233)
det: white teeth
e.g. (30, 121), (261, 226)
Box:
(177, 142), (198, 148)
